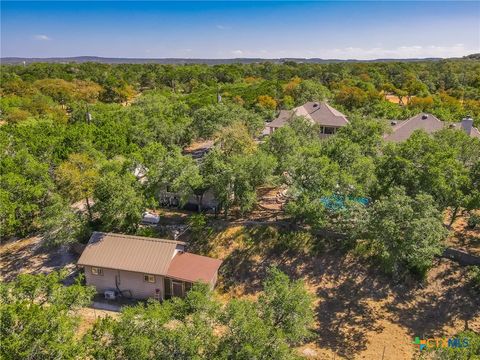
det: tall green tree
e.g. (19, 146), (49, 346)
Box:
(0, 148), (53, 238)
(0, 271), (95, 360)
(259, 267), (314, 344)
(361, 187), (448, 279)
(93, 171), (145, 233)
(56, 152), (100, 221)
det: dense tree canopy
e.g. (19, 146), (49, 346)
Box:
(0, 268), (314, 359)
(1, 60), (479, 280)
(1, 58), (480, 360)
(0, 271), (96, 360)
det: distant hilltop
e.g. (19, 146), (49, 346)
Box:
(463, 53), (480, 60)
(1, 54), (478, 65)
(2, 55), (474, 65)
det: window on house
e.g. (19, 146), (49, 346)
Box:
(172, 281), (184, 298)
(144, 274), (155, 283)
(324, 127), (336, 134)
(320, 126), (337, 134)
(91, 267), (103, 276)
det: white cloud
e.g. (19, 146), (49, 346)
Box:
(34, 34), (51, 41)
(218, 44), (475, 60)
(216, 25), (229, 30)
(318, 44), (474, 60)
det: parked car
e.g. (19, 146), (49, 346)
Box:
(141, 212), (160, 225)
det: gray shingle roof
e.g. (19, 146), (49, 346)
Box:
(302, 102), (349, 127)
(267, 102), (349, 129)
(384, 113), (444, 142)
(267, 110), (294, 128)
(384, 113), (480, 142)
(450, 123), (480, 139)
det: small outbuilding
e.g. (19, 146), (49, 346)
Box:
(77, 232), (222, 300)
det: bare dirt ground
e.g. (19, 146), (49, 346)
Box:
(384, 94), (413, 106)
(77, 307), (119, 336)
(208, 225), (480, 360)
(446, 212), (480, 256)
(0, 236), (79, 282)
(0, 236), (122, 335)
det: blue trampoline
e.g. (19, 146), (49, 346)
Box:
(320, 195), (369, 210)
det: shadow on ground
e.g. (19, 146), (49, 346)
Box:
(385, 259), (480, 337)
(217, 224), (480, 359)
(0, 237), (78, 282)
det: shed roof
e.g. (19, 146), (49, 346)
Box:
(78, 232), (223, 282)
(77, 232), (185, 276)
(166, 252), (223, 283)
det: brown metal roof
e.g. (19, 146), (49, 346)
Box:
(166, 252), (223, 284)
(77, 232), (186, 275)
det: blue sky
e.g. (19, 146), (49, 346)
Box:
(1, 1), (479, 59)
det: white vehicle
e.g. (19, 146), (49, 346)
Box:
(141, 212), (160, 225)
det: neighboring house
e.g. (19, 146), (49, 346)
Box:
(266, 102), (349, 137)
(384, 114), (480, 142)
(133, 140), (219, 211)
(158, 187), (218, 211)
(77, 232), (223, 300)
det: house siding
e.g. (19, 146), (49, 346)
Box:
(210, 271), (218, 289)
(84, 266), (165, 300)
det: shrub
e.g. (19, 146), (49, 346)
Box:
(187, 213), (214, 254)
(467, 214), (480, 229)
(273, 231), (316, 256)
(467, 266), (480, 292)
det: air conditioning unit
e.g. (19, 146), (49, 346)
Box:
(104, 290), (116, 300)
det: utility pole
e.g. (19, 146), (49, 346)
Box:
(85, 103), (92, 124)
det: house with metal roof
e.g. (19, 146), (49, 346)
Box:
(384, 114), (480, 142)
(77, 232), (222, 300)
(266, 102), (349, 138)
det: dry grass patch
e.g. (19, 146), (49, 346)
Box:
(209, 224), (480, 360)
